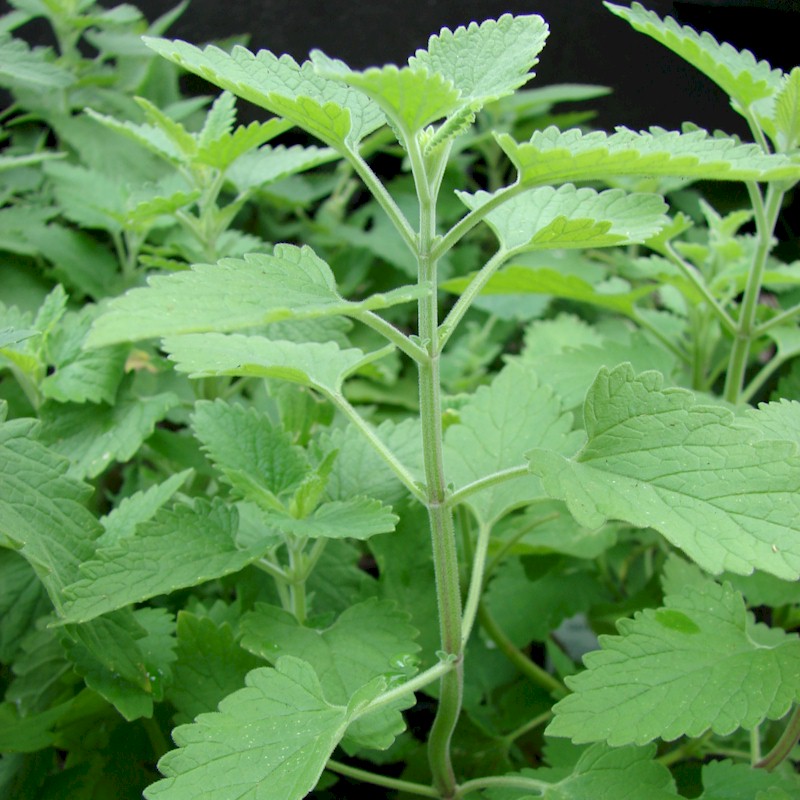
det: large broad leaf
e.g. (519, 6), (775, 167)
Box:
(163, 333), (370, 397)
(60, 500), (266, 624)
(697, 760), (800, 800)
(0, 416), (101, 612)
(528, 364), (800, 579)
(144, 656), (384, 800)
(444, 361), (582, 525)
(605, 3), (783, 110)
(86, 244), (421, 347)
(143, 37), (385, 150)
(483, 743), (677, 799)
(497, 126), (800, 187)
(457, 185), (667, 253)
(240, 599), (419, 750)
(547, 562), (800, 745)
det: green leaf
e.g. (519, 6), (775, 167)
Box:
(0, 551), (50, 663)
(86, 244), (422, 347)
(191, 399), (309, 510)
(60, 500), (266, 624)
(408, 14), (549, 110)
(484, 743), (677, 799)
(605, 3), (783, 110)
(528, 364), (800, 578)
(38, 390), (180, 479)
(497, 126), (800, 187)
(240, 599), (419, 750)
(771, 67), (800, 151)
(167, 611), (263, 725)
(458, 185), (667, 253)
(311, 56), (461, 137)
(0, 417), (101, 611)
(547, 567), (800, 745)
(741, 399), (800, 449)
(265, 497), (398, 542)
(163, 333), (370, 396)
(697, 759), (800, 800)
(226, 144), (337, 192)
(143, 37), (385, 150)
(144, 657), (383, 800)
(97, 470), (194, 547)
(0, 32), (73, 89)
(445, 361), (582, 525)
(0, 700), (74, 753)
(443, 265), (657, 317)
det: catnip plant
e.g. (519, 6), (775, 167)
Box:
(2, 2), (800, 799)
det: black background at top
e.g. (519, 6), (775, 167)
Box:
(7, 0), (800, 136)
(126, 0), (800, 137)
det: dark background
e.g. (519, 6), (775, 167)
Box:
(6, 0), (800, 136)
(127, 0), (800, 137)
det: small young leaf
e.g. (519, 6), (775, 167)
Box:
(145, 657), (383, 800)
(605, 3), (783, 110)
(771, 67), (800, 150)
(0, 32), (73, 89)
(497, 126), (800, 187)
(457, 185), (668, 253)
(60, 500), (267, 624)
(528, 364), (800, 578)
(547, 571), (800, 745)
(191, 399), (309, 509)
(409, 14), (549, 111)
(86, 244), (422, 347)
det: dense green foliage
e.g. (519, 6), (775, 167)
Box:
(2, 1), (800, 798)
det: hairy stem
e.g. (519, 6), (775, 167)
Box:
(724, 183), (785, 403)
(409, 131), (463, 799)
(477, 603), (565, 696)
(326, 759), (439, 798)
(756, 705), (800, 771)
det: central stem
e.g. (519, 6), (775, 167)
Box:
(413, 142), (464, 799)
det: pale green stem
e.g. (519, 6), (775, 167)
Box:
(662, 241), (737, 336)
(446, 465), (530, 510)
(656, 731), (713, 767)
(353, 309), (429, 364)
(750, 724), (763, 765)
(407, 129), (463, 800)
(485, 511), (561, 581)
(346, 149), (418, 252)
(287, 537), (307, 624)
(431, 182), (523, 262)
(439, 249), (510, 349)
(502, 710), (552, 746)
(477, 603), (565, 697)
(328, 391), (426, 503)
(755, 705), (800, 771)
(456, 774), (550, 798)
(325, 759), (439, 798)
(356, 660), (455, 718)
(630, 308), (688, 362)
(300, 537), (328, 580)
(254, 556), (290, 583)
(461, 520), (492, 645)
(740, 352), (789, 404)
(724, 183), (785, 404)
(755, 301), (800, 335)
